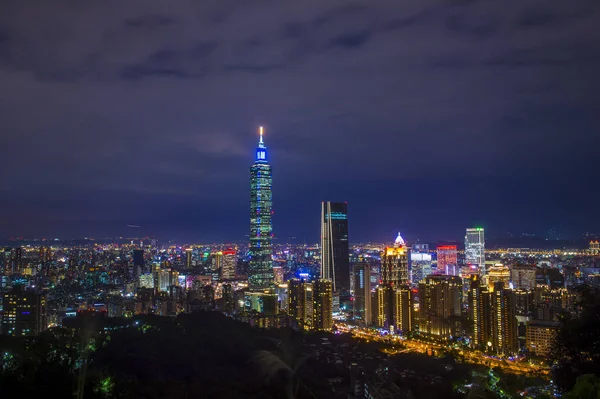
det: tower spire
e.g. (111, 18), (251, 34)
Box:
(259, 126), (264, 145)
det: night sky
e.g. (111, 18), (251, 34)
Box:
(1, 0), (599, 243)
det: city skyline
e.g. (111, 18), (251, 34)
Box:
(0, 1), (598, 242)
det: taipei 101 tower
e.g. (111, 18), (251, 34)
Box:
(248, 126), (274, 289)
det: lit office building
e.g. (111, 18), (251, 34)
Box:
(215, 250), (237, 280)
(437, 245), (458, 276)
(381, 233), (409, 286)
(1, 285), (46, 336)
(249, 126), (274, 289)
(321, 202), (350, 293)
(464, 228), (485, 273)
(272, 266), (284, 284)
(510, 265), (536, 290)
(410, 252), (432, 285)
(352, 263), (371, 326)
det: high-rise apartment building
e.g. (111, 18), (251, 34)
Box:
(393, 286), (413, 334)
(249, 126), (274, 289)
(321, 202), (349, 293)
(437, 245), (458, 276)
(352, 263), (371, 326)
(418, 275), (463, 339)
(288, 278), (332, 331)
(465, 228), (485, 274)
(469, 278), (518, 355)
(490, 282), (518, 355)
(312, 279), (333, 331)
(381, 233), (409, 286)
(1, 285), (46, 336)
(373, 285), (393, 328)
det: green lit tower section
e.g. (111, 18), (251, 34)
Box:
(249, 126), (274, 289)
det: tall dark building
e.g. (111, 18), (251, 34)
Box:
(353, 262), (371, 326)
(321, 201), (349, 293)
(133, 250), (144, 269)
(1, 285), (46, 336)
(249, 126), (274, 289)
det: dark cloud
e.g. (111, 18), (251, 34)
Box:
(0, 0), (598, 241)
(329, 31), (373, 49)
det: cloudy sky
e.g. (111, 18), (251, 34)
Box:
(0, 0), (598, 242)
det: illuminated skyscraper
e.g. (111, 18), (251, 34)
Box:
(249, 126), (274, 289)
(465, 228), (485, 274)
(381, 233), (409, 286)
(320, 202), (349, 293)
(393, 286), (413, 334)
(487, 264), (510, 291)
(185, 248), (192, 269)
(491, 282), (518, 354)
(437, 245), (457, 276)
(216, 250), (237, 280)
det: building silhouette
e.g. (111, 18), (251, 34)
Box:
(1, 285), (46, 336)
(320, 201), (349, 293)
(352, 262), (371, 326)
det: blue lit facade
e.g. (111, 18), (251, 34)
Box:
(249, 128), (274, 289)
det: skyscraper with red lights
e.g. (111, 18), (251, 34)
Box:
(437, 245), (458, 275)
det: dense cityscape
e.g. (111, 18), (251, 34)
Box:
(1, 130), (599, 398)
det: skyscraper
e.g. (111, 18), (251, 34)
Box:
(394, 286), (413, 334)
(410, 252), (432, 284)
(217, 250), (237, 280)
(437, 245), (457, 276)
(465, 228), (485, 274)
(352, 262), (371, 326)
(320, 202), (349, 293)
(381, 233), (409, 287)
(185, 248), (192, 269)
(418, 275), (463, 339)
(249, 126), (274, 289)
